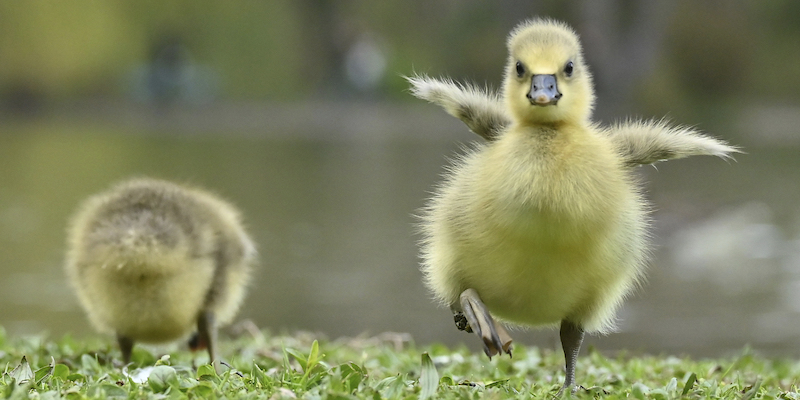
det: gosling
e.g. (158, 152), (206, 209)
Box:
(65, 178), (256, 364)
(409, 18), (738, 393)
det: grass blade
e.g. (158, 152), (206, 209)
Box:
(419, 352), (439, 400)
(682, 372), (697, 395)
(741, 378), (762, 400)
(306, 339), (320, 373)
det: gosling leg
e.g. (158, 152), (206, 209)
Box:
(457, 288), (513, 358)
(557, 319), (584, 395)
(191, 310), (218, 363)
(117, 334), (134, 364)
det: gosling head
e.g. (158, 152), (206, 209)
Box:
(503, 19), (595, 126)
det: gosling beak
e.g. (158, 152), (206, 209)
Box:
(526, 74), (561, 106)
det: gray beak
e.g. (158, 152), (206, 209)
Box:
(527, 74), (562, 106)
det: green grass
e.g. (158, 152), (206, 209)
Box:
(1, 325), (799, 399)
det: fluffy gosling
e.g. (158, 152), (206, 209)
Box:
(65, 178), (256, 364)
(409, 18), (738, 393)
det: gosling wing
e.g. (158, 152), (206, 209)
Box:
(601, 119), (741, 166)
(407, 75), (510, 141)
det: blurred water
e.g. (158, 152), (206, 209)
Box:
(0, 102), (797, 357)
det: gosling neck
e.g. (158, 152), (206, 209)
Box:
(510, 117), (578, 139)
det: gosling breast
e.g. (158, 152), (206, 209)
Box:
(421, 124), (649, 333)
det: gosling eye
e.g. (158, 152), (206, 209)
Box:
(564, 61), (574, 77)
(515, 61), (525, 78)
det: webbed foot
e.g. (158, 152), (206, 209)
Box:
(456, 288), (513, 358)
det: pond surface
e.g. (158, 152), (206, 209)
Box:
(0, 101), (797, 358)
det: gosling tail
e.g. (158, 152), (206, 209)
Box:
(406, 75), (510, 141)
(601, 119), (742, 166)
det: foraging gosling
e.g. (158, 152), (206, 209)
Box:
(65, 178), (256, 364)
(409, 18), (738, 392)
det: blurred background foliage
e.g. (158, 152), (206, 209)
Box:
(1, 0), (800, 356)
(1, 0), (799, 110)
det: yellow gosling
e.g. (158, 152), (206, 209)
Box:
(409, 18), (738, 393)
(65, 178), (256, 364)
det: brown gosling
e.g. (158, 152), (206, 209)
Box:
(65, 178), (256, 364)
(408, 18), (739, 393)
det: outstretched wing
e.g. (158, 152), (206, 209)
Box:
(407, 75), (510, 141)
(600, 119), (741, 166)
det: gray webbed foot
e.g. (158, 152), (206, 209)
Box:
(457, 288), (513, 359)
